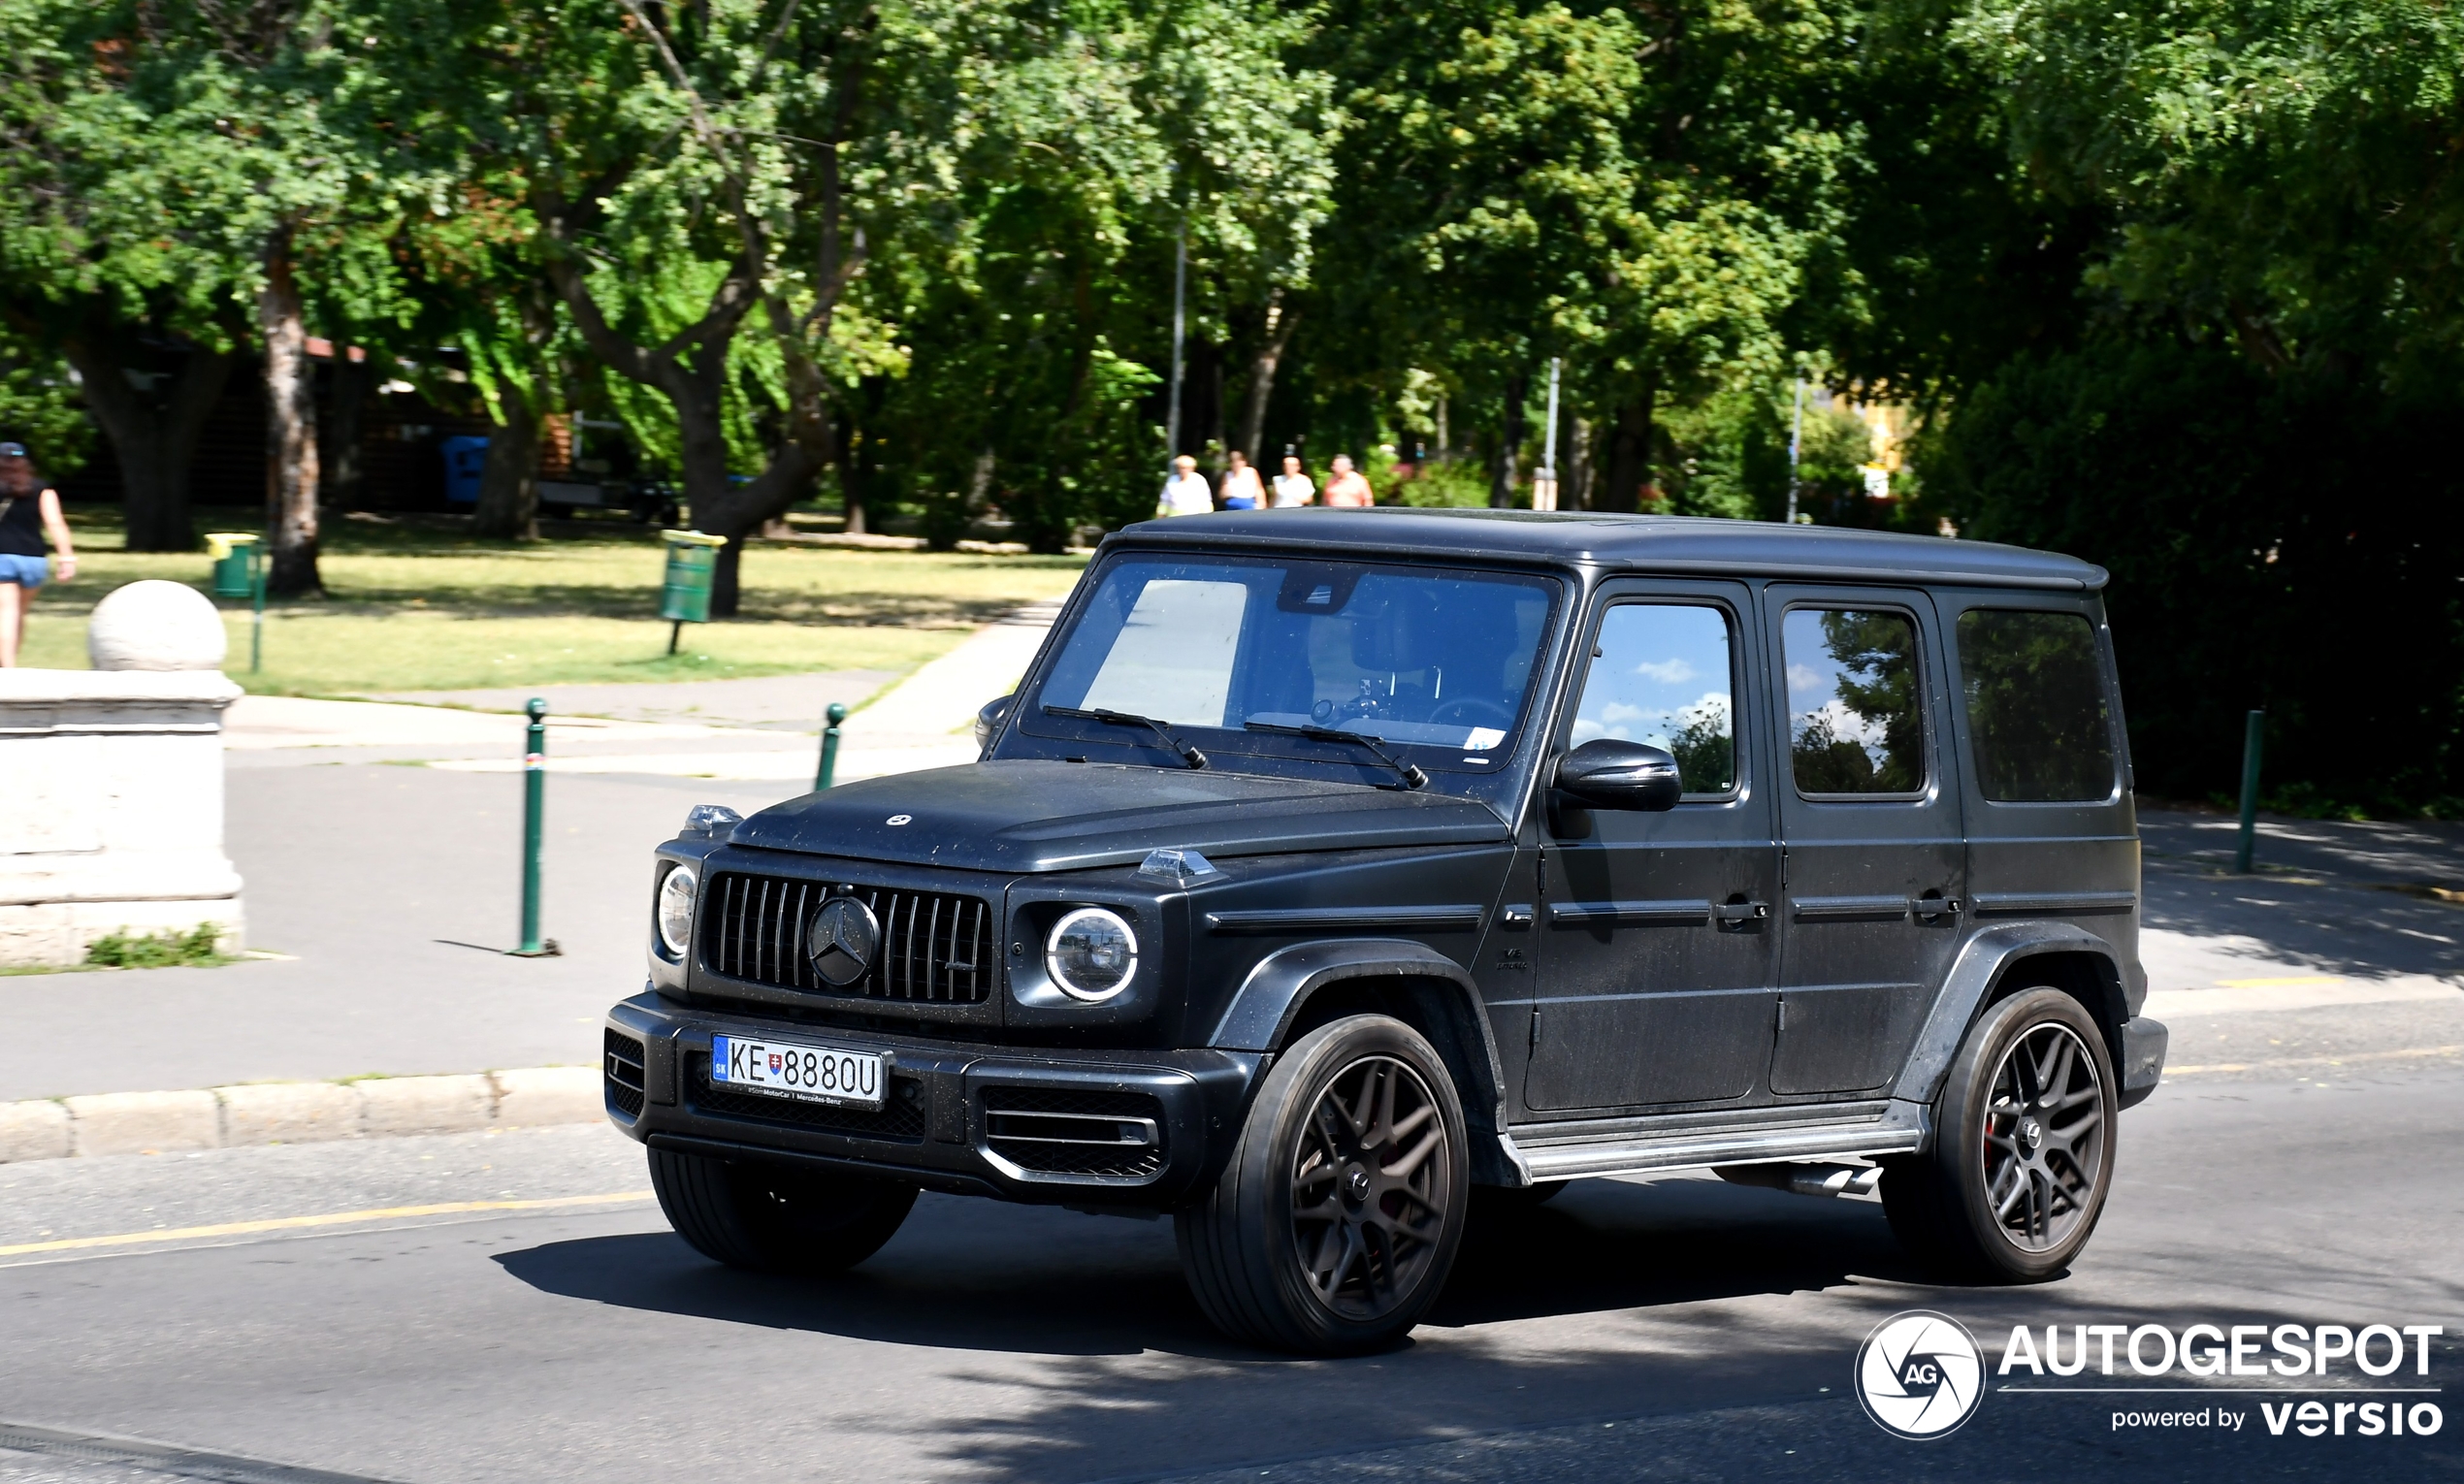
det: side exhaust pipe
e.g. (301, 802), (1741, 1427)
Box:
(1713, 1162), (1882, 1199)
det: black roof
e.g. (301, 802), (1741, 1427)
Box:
(1109, 508), (2106, 593)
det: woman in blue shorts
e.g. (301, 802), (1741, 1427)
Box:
(0, 441), (78, 667)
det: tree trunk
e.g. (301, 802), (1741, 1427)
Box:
(1488, 373), (1529, 508)
(260, 228), (322, 597)
(833, 404), (870, 536)
(1599, 391), (1656, 514)
(321, 351), (371, 510)
(471, 393), (541, 539)
(1235, 291), (1297, 466)
(61, 330), (235, 551)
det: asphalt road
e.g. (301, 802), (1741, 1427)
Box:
(4, 996), (2459, 1484)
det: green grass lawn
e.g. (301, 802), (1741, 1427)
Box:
(17, 511), (1088, 694)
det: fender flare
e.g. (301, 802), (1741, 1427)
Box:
(1209, 938), (1512, 1171)
(1896, 921), (2129, 1104)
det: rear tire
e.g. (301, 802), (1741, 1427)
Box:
(1883, 987), (2118, 1282)
(1177, 1016), (1470, 1354)
(649, 1147), (917, 1275)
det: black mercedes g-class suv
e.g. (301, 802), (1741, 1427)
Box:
(605, 509), (2166, 1353)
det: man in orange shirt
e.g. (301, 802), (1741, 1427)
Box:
(1321, 454), (1374, 507)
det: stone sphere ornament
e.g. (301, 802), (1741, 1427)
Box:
(87, 579), (230, 671)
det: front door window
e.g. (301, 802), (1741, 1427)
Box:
(1572, 602), (1737, 794)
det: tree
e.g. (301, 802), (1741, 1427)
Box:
(0, 0), (244, 549)
(1857, 0), (2464, 809)
(0, 0), (437, 585)
(1305, 0), (1858, 511)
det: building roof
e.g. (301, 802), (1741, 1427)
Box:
(1108, 508), (2107, 592)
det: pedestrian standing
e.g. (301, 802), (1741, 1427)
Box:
(1272, 454), (1314, 508)
(0, 441), (77, 668)
(1156, 455), (1214, 517)
(1218, 450), (1265, 510)
(1321, 454), (1374, 507)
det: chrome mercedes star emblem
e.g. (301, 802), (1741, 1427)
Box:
(886, 814), (913, 826)
(807, 896), (881, 986)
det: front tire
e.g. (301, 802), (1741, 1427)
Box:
(1177, 1016), (1470, 1354)
(649, 1147), (917, 1275)
(1883, 987), (2118, 1282)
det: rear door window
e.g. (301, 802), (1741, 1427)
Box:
(1955, 609), (2117, 802)
(1783, 607), (1928, 796)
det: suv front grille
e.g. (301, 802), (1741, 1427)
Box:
(982, 1086), (1166, 1181)
(704, 873), (994, 1004)
(604, 1029), (647, 1118)
(685, 1052), (926, 1142)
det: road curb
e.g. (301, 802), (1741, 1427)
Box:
(0, 1067), (602, 1164)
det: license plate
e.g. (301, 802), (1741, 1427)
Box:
(709, 1034), (888, 1111)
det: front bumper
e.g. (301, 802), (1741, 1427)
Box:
(2118, 1014), (2167, 1109)
(601, 992), (1260, 1207)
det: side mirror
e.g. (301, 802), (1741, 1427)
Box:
(975, 694), (1014, 752)
(1554, 738), (1682, 812)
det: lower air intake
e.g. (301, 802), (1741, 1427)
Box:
(981, 1086), (1166, 1182)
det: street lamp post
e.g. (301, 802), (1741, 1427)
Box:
(1787, 377), (1805, 525)
(1532, 358), (1562, 511)
(1165, 218), (1187, 475)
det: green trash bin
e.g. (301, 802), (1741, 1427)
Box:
(206, 532), (261, 599)
(659, 530), (729, 653)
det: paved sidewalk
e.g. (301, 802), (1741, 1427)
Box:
(2138, 809), (2464, 1019)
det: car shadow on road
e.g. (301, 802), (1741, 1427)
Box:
(492, 1175), (1927, 1360)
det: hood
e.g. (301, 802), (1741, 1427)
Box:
(729, 758), (1509, 874)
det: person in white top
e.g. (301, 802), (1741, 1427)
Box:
(1271, 454), (1314, 507)
(1156, 455), (1214, 517)
(1218, 450), (1265, 509)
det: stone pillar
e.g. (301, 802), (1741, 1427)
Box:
(0, 581), (244, 967)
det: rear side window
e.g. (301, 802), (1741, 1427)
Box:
(1784, 607), (1927, 795)
(1955, 609), (2116, 802)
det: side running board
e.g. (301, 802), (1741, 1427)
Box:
(1499, 1101), (1930, 1183)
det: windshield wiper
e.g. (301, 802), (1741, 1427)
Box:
(1043, 705), (1208, 769)
(1244, 721), (1428, 790)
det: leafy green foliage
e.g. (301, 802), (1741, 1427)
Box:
(0, 326), (89, 471)
(84, 922), (233, 970)
(1929, 339), (2464, 813)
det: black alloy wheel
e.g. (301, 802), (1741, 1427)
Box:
(1981, 1020), (2106, 1251)
(1882, 986), (2119, 1283)
(1290, 1054), (1454, 1319)
(1178, 1015), (1471, 1354)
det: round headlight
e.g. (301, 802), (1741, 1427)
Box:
(1045, 907), (1138, 1002)
(656, 866), (697, 957)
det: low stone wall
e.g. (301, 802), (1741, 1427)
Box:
(0, 668), (244, 967)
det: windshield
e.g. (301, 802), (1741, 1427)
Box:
(1023, 555), (1559, 780)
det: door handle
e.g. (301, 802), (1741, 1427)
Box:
(1912, 891), (1962, 920)
(1713, 899), (1769, 927)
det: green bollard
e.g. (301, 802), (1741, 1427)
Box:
(509, 696), (560, 956)
(2234, 708), (2265, 874)
(816, 701), (846, 790)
